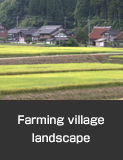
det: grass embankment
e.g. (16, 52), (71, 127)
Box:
(0, 70), (123, 95)
(1, 63), (123, 75)
(0, 45), (123, 57)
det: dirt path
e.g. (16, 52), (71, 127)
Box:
(0, 53), (122, 65)
(0, 54), (99, 65)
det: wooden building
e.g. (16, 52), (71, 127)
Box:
(0, 22), (8, 39)
(89, 26), (111, 46)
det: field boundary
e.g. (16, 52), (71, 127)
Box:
(0, 53), (123, 59)
(1, 68), (123, 75)
(1, 81), (123, 95)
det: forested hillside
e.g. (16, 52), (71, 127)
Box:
(75, 0), (123, 31)
(0, 0), (77, 29)
(0, 0), (123, 31)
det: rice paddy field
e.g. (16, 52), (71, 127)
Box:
(0, 63), (123, 96)
(0, 45), (123, 57)
(0, 44), (123, 100)
(1, 63), (123, 75)
(109, 55), (123, 59)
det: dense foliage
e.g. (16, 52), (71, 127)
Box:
(1, 0), (123, 31)
(0, 0), (77, 29)
(75, 0), (123, 31)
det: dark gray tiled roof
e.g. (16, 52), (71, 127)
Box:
(8, 28), (29, 34)
(20, 29), (37, 36)
(51, 29), (65, 36)
(32, 25), (62, 37)
(66, 30), (73, 35)
(101, 30), (122, 36)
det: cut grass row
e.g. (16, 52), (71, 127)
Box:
(1, 63), (123, 75)
(0, 70), (123, 95)
(109, 55), (123, 59)
(0, 45), (123, 57)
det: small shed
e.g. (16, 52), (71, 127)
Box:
(95, 38), (107, 47)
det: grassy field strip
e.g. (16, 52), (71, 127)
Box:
(109, 55), (123, 59)
(0, 45), (123, 57)
(0, 70), (123, 95)
(0, 63), (123, 75)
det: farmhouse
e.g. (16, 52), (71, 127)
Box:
(0, 22), (8, 39)
(32, 25), (70, 44)
(114, 31), (123, 43)
(18, 29), (37, 43)
(94, 30), (122, 47)
(8, 28), (30, 42)
(101, 30), (122, 42)
(89, 26), (111, 46)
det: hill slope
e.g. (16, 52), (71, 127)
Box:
(0, 0), (77, 29)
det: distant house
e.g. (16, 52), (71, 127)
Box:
(101, 30), (122, 42)
(8, 28), (37, 43)
(32, 25), (70, 44)
(89, 26), (111, 46)
(114, 31), (123, 43)
(95, 30), (122, 47)
(0, 22), (8, 39)
(8, 28), (29, 42)
(18, 29), (37, 43)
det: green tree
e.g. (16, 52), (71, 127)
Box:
(81, 26), (89, 44)
(76, 27), (83, 43)
(25, 38), (32, 44)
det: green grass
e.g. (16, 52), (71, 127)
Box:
(0, 45), (123, 57)
(1, 63), (123, 75)
(109, 55), (123, 59)
(0, 70), (123, 95)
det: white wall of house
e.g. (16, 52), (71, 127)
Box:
(96, 41), (104, 47)
(19, 37), (25, 43)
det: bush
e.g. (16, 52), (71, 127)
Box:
(67, 40), (73, 46)
(56, 40), (67, 46)
(0, 37), (6, 43)
(25, 38), (32, 44)
(107, 41), (112, 47)
(67, 37), (78, 47)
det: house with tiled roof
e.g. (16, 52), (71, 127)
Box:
(95, 30), (122, 47)
(89, 26), (111, 46)
(18, 29), (37, 43)
(114, 31), (123, 43)
(8, 28), (31, 42)
(32, 25), (69, 44)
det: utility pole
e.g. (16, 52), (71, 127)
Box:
(59, 30), (61, 47)
(64, 16), (67, 29)
(87, 19), (90, 47)
(16, 15), (19, 43)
